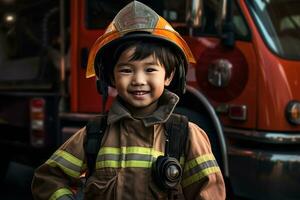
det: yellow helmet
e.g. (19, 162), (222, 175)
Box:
(86, 1), (195, 94)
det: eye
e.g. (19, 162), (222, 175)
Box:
(118, 68), (132, 73)
(146, 67), (158, 73)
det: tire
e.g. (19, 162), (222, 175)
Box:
(174, 107), (223, 170)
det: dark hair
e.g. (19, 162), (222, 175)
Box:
(96, 38), (186, 94)
(112, 40), (181, 78)
(99, 39), (184, 84)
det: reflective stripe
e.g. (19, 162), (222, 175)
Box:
(52, 150), (83, 167)
(49, 153), (82, 172)
(98, 154), (153, 162)
(99, 146), (163, 157)
(96, 146), (164, 169)
(49, 188), (73, 200)
(184, 154), (216, 171)
(57, 195), (74, 200)
(97, 160), (153, 168)
(182, 154), (220, 188)
(179, 156), (185, 165)
(183, 160), (218, 179)
(182, 167), (220, 188)
(46, 159), (81, 178)
(46, 150), (83, 178)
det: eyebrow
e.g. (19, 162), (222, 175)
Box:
(115, 62), (130, 68)
(116, 61), (161, 67)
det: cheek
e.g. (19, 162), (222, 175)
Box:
(113, 75), (129, 92)
(114, 79), (126, 89)
(151, 76), (167, 91)
(113, 72), (122, 84)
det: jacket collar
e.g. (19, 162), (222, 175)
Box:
(107, 90), (179, 127)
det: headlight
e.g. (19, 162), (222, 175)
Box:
(207, 59), (232, 88)
(285, 101), (300, 125)
(3, 13), (16, 24)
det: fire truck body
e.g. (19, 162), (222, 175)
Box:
(222, 1), (300, 199)
(67, 0), (300, 199)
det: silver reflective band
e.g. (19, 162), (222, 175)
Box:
(114, 1), (159, 33)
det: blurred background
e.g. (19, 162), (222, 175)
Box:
(0, 0), (67, 199)
(0, 0), (300, 199)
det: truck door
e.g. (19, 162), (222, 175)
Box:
(189, 0), (259, 130)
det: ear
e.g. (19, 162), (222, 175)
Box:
(110, 77), (115, 87)
(164, 70), (175, 86)
(109, 72), (116, 87)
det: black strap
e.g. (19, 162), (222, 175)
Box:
(84, 114), (107, 177)
(165, 114), (189, 160)
(84, 113), (188, 177)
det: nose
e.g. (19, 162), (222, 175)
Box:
(131, 71), (146, 86)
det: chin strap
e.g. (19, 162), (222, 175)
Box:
(95, 55), (109, 114)
(96, 79), (108, 114)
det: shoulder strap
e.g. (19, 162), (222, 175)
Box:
(84, 113), (187, 176)
(84, 114), (108, 177)
(164, 113), (189, 160)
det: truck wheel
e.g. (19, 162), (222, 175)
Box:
(174, 107), (223, 170)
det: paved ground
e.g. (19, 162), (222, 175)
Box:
(0, 161), (34, 200)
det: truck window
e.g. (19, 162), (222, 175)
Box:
(86, 0), (165, 29)
(199, 0), (250, 40)
(246, 0), (300, 60)
(85, 0), (250, 41)
(0, 24), (41, 81)
(0, 1), (60, 87)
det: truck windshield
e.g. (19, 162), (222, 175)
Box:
(246, 0), (300, 60)
(86, 0), (250, 41)
(86, 0), (185, 29)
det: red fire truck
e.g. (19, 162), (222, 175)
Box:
(0, 0), (300, 199)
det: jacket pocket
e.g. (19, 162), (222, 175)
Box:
(149, 181), (167, 200)
(149, 181), (185, 200)
(85, 169), (118, 200)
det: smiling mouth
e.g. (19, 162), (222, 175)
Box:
(130, 91), (149, 96)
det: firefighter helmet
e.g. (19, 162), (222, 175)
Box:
(86, 1), (196, 94)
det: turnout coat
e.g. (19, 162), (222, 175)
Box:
(32, 90), (226, 200)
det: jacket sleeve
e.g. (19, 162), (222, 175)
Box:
(31, 127), (87, 200)
(182, 122), (226, 200)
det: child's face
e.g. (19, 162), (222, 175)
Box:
(113, 47), (173, 115)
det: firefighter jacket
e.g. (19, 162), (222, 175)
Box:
(32, 90), (226, 200)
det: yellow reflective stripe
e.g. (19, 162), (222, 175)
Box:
(180, 156), (185, 165)
(96, 146), (164, 169)
(182, 154), (220, 187)
(182, 166), (221, 188)
(99, 146), (163, 157)
(184, 154), (215, 171)
(49, 188), (73, 200)
(122, 146), (162, 157)
(97, 160), (153, 168)
(53, 150), (83, 167)
(46, 159), (81, 178)
(82, 163), (87, 170)
(99, 147), (121, 154)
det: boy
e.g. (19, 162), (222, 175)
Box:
(32, 1), (225, 199)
